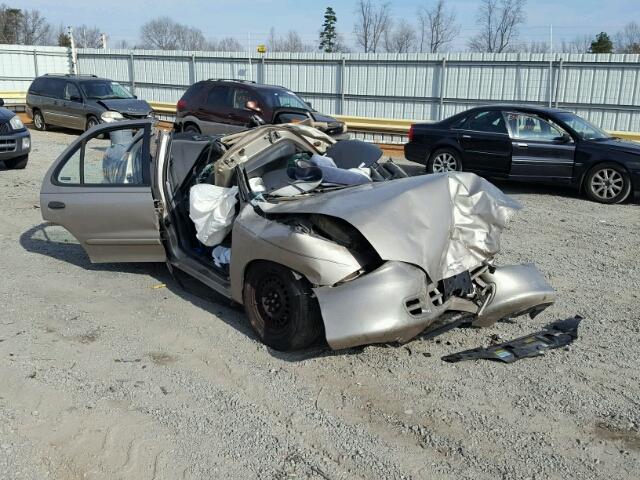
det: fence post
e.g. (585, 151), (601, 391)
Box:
(260, 54), (266, 84)
(439, 58), (447, 120)
(32, 50), (38, 77)
(340, 57), (346, 115)
(129, 53), (136, 96)
(555, 58), (563, 108)
(190, 53), (196, 84)
(548, 58), (554, 107)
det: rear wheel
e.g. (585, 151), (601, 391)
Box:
(4, 155), (28, 170)
(243, 261), (323, 351)
(32, 110), (46, 131)
(427, 148), (462, 173)
(184, 123), (201, 134)
(584, 163), (631, 204)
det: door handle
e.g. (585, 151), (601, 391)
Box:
(48, 201), (66, 209)
(515, 142), (528, 148)
(462, 134), (472, 139)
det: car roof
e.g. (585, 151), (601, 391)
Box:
(465, 104), (572, 115)
(204, 79), (290, 92)
(38, 74), (110, 83)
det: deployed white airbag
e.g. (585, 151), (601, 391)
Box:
(189, 184), (238, 246)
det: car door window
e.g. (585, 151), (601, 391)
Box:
(232, 87), (257, 110)
(506, 113), (565, 142)
(206, 86), (231, 108)
(465, 110), (507, 134)
(55, 126), (149, 186)
(64, 82), (82, 102)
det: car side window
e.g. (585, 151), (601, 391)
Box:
(47, 79), (65, 99)
(232, 87), (257, 110)
(206, 86), (231, 108)
(64, 82), (82, 101)
(55, 127), (148, 186)
(465, 110), (507, 134)
(506, 113), (565, 141)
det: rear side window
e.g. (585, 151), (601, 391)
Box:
(465, 110), (507, 134)
(38, 78), (64, 99)
(206, 85), (231, 108)
(29, 77), (45, 95)
(55, 126), (149, 186)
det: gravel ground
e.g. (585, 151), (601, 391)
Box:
(1, 127), (639, 480)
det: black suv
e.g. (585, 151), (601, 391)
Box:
(26, 74), (152, 132)
(174, 79), (347, 139)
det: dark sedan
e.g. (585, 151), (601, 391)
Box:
(404, 105), (640, 204)
(0, 98), (31, 170)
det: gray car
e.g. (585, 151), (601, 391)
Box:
(0, 98), (31, 169)
(26, 74), (152, 132)
(40, 119), (557, 351)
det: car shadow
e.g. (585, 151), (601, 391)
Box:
(19, 222), (346, 360)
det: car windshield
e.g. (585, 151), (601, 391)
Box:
(555, 112), (610, 140)
(80, 80), (134, 100)
(264, 90), (310, 110)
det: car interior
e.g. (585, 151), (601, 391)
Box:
(162, 131), (410, 279)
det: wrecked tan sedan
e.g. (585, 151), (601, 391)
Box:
(40, 120), (556, 351)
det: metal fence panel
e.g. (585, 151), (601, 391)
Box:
(2, 46), (640, 135)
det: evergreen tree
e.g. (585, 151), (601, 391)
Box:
(58, 32), (71, 47)
(319, 7), (337, 53)
(589, 32), (613, 53)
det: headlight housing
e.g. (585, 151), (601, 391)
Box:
(101, 111), (124, 123)
(9, 115), (24, 130)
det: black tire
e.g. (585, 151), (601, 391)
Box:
(243, 261), (323, 351)
(32, 109), (46, 131)
(584, 162), (631, 204)
(86, 115), (100, 131)
(4, 155), (28, 170)
(184, 123), (201, 134)
(427, 148), (462, 173)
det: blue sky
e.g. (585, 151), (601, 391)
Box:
(12, 0), (640, 50)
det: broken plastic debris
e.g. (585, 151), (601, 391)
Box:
(152, 283), (166, 289)
(442, 315), (582, 363)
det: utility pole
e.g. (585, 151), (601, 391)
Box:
(68, 26), (78, 74)
(549, 24), (553, 53)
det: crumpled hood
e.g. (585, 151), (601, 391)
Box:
(96, 98), (152, 116)
(258, 172), (521, 281)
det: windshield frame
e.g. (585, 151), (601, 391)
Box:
(80, 80), (135, 100)
(553, 112), (610, 141)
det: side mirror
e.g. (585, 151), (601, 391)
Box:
(0, 98), (4, 107)
(558, 133), (572, 143)
(133, 94), (138, 99)
(245, 100), (261, 112)
(305, 101), (312, 109)
(70, 95), (82, 103)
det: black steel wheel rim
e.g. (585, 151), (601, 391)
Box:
(256, 274), (291, 331)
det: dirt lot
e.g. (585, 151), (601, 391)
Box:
(1, 127), (639, 480)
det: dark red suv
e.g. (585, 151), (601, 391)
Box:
(174, 79), (348, 139)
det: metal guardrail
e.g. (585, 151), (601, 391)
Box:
(4, 93), (640, 142)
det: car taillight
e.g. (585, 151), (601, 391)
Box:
(176, 99), (186, 111)
(408, 124), (415, 142)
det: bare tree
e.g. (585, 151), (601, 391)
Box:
(267, 28), (314, 52)
(74, 25), (102, 48)
(517, 41), (549, 53)
(417, 0), (459, 53)
(468, 0), (526, 53)
(353, 0), (391, 53)
(383, 19), (417, 53)
(615, 22), (640, 53)
(19, 9), (52, 45)
(0, 4), (22, 44)
(560, 35), (592, 54)
(140, 17), (207, 50)
(213, 37), (244, 52)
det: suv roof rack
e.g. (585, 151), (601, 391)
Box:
(209, 78), (256, 84)
(44, 73), (99, 78)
